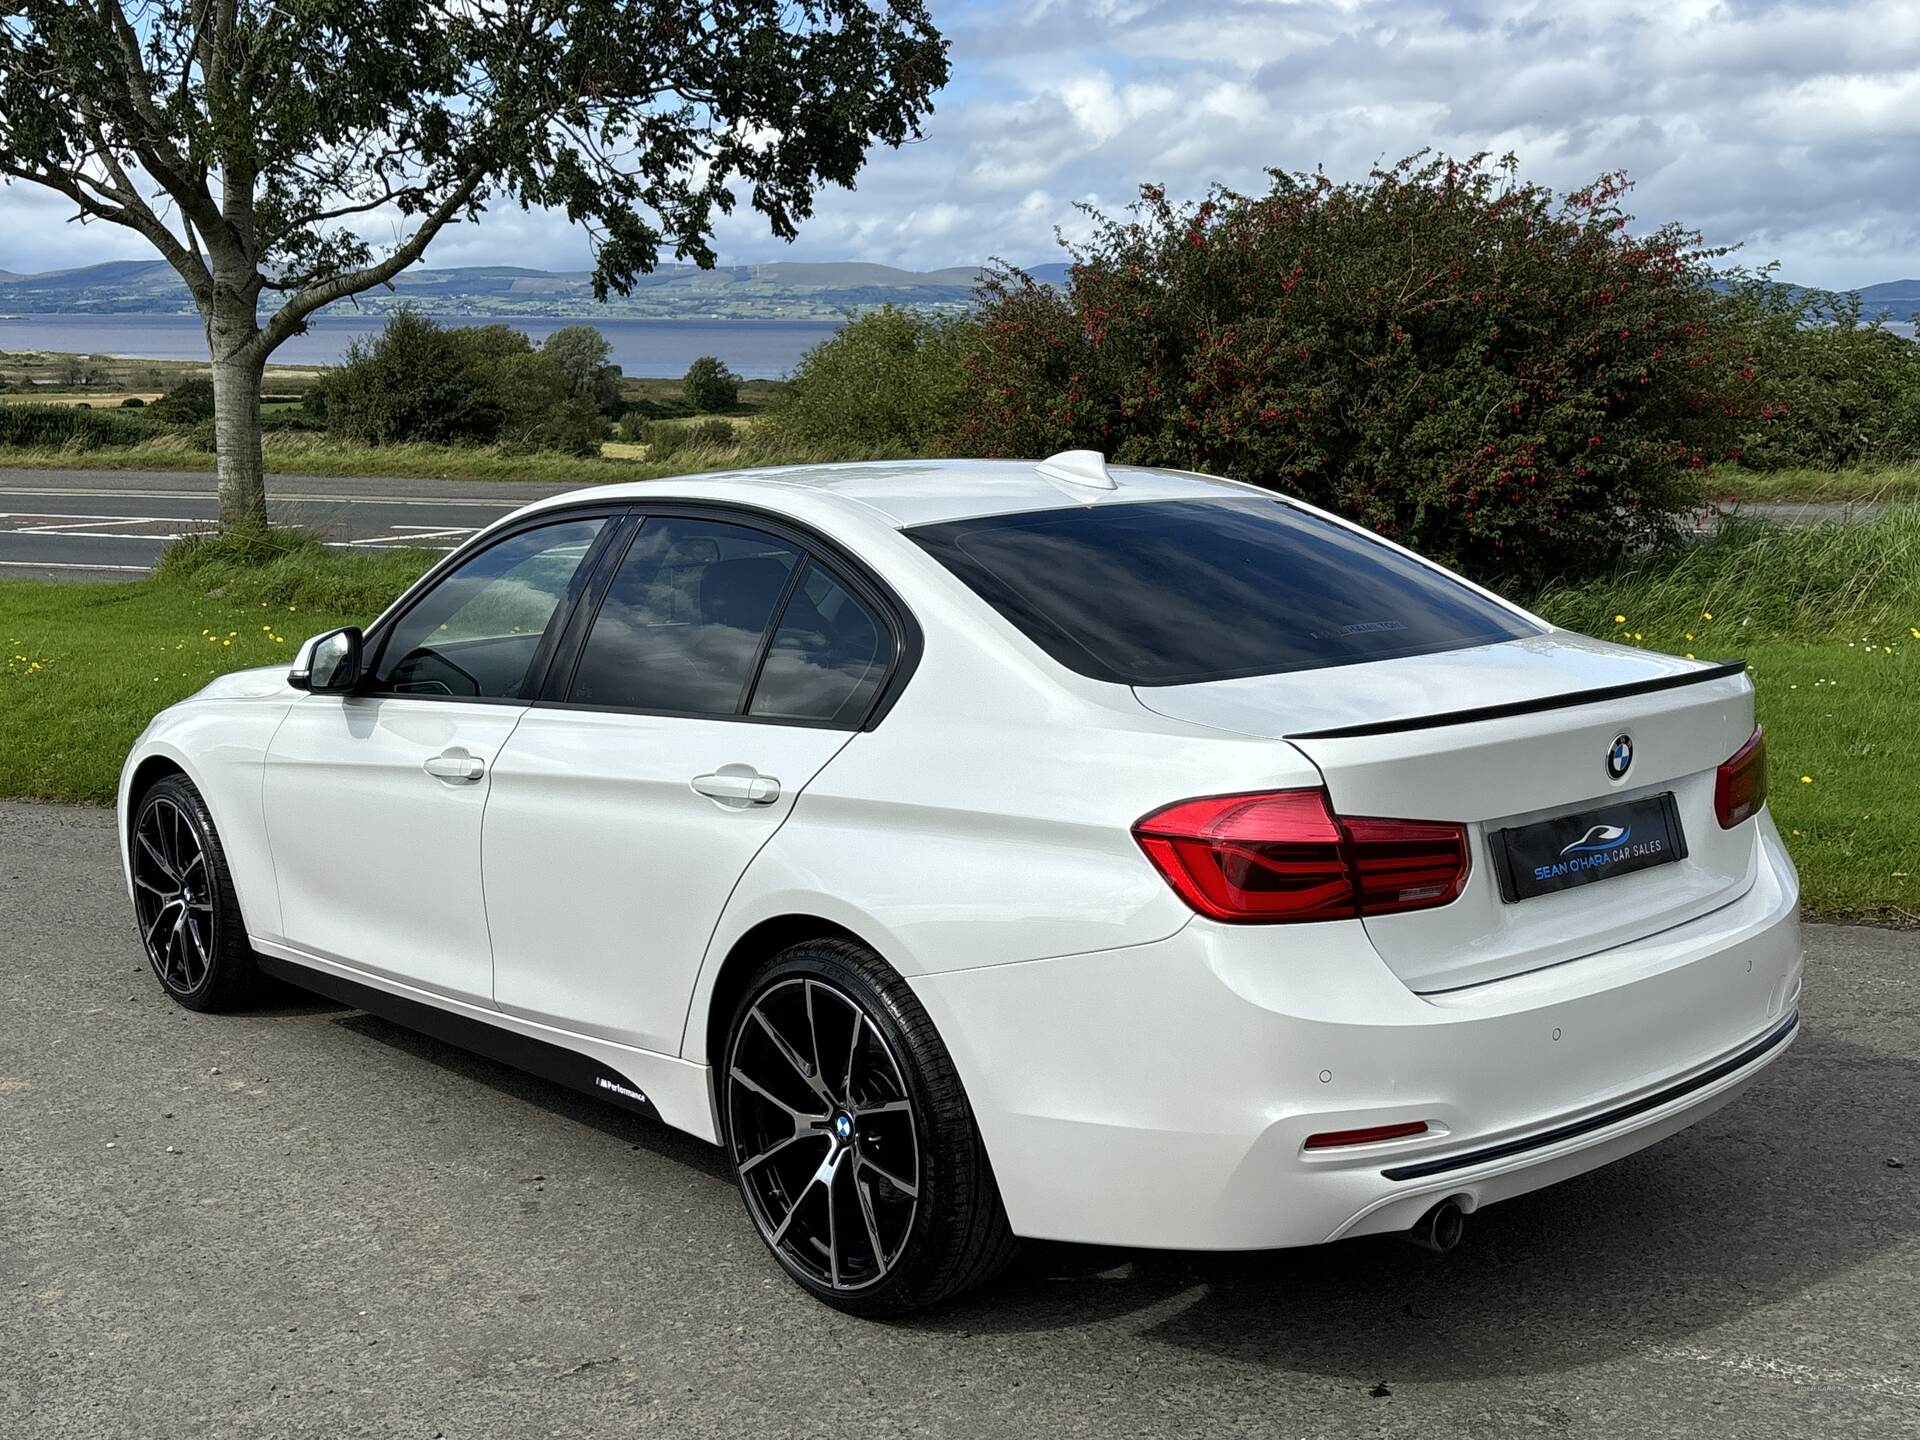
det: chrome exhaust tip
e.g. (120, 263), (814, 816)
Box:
(1404, 1197), (1466, 1253)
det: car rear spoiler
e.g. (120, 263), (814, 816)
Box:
(1286, 658), (1749, 740)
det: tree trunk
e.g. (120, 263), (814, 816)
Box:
(208, 335), (267, 533)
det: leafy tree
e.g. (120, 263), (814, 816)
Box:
(765, 305), (969, 452)
(682, 354), (742, 412)
(0, 2), (948, 529)
(151, 375), (216, 423)
(541, 326), (623, 416)
(956, 154), (1761, 589)
(314, 308), (607, 454)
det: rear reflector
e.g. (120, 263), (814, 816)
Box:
(1305, 1121), (1430, 1150)
(1714, 725), (1768, 829)
(1133, 789), (1469, 923)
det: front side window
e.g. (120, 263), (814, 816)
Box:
(568, 517), (801, 715)
(370, 517), (607, 698)
(910, 497), (1538, 686)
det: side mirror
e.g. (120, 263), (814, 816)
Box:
(288, 626), (363, 693)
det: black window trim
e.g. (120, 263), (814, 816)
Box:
(531, 500), (923, 732)
(352, 501), (632, 707)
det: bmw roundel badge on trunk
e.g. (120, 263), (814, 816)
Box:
(1607, 734), (1634, 780)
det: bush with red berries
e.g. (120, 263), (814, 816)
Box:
(950, 153), (1764, 589)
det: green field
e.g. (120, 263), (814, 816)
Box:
(3, 508), (1914, 921)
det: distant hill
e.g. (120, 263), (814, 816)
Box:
(0, 258), (1074, 321)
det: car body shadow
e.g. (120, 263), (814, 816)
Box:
(913, 1029), (1916, 1381)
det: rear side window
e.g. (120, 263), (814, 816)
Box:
(750, 567), (892, 725)
(910, 498), (1537, 686)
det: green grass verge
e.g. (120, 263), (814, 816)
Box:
(1705, 461), (1920, 504)
(0, 430), (894, 483)
(3, 511), (1914, 920)
(1532, 504), (1919, 922)
(0, 534), (433, 804)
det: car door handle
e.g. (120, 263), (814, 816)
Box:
(691, 770), (781, 807)
(423, 750), (486, 782)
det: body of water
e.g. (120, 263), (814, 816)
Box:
(0, 312), (844, 379)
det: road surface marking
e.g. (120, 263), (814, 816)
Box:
(0, 485), (533, 506)
(0, 559), (149, 572)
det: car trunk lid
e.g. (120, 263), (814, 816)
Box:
(1135, 634), (1761, 992)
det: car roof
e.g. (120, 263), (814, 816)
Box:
(518, 457), (1259, 530)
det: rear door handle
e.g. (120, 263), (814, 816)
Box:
(691, 769), (781, 807)
(423, 749), (486, 782)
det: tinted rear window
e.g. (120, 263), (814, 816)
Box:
(910, 498), (1536, 686)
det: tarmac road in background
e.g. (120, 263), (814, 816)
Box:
(0, 468), (572, 580)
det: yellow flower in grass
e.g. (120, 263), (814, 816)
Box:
(1613, 614), (1626, 624)
(1702, 611), (1713, 620)
(1800, 775), (1813, 785)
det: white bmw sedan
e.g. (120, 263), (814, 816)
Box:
(119, 453), (1802, 1313)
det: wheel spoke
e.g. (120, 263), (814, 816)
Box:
(855, 1172), (888, 1273)
(857, 1153), (918, 1200)
(132, 873), (173, 898)
(751, 1007), (833, 1108)
(842, 1011), (865, 1103)
(136, 831), (177, 882)
(855, 1098), (911, 1118)
(181, 849), (206, 878)
(737, 1128), (825, 1178)
(143, 898), (181, 952)
(770, 1148), (840, 1248)
(804, 982), (840, 1107)
(729, 1065), (813, 1126)
(826, 1153), (843, 1288)
(183, 919), (210, 985)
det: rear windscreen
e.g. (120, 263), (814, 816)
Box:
(909, 497), (1537, 686)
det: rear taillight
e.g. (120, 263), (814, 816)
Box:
(1715, 725), (1768, 828)
(1133, 789), (1469, 923)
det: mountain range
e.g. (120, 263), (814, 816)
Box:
(0, 259), (1075, 322)
(0, 259), (1913, 324)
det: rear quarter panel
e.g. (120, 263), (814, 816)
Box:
(680, 540), (1329, 1063)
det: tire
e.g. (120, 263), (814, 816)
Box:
(129, 774), (259, 1012)
(722, 939), (1017, 1315)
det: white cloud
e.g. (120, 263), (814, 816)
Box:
(2, 1), (1916, 289)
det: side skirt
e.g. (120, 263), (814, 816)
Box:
(256, 952), (666, 1126)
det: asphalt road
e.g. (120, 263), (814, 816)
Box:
(3, 800), (1917, 1439)
(0, 468), (574, 581)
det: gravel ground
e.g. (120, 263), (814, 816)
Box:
(2, 800), (1916, 1439)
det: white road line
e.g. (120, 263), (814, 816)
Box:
(343, 527), (475, 545)
(0, 485), (533, 506)
(0, 559), (149, 572)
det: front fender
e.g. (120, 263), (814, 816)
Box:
(118, 691), (299, 943)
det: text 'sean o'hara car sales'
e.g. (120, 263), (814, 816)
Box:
(119, 452), (1801, 1314)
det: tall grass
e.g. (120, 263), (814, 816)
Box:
(155, 527), (435, 612)
(1530, 504), (1920, 642)
(0, 425), (906, 484)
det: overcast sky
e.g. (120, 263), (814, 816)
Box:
(3, 0), (1915, 289)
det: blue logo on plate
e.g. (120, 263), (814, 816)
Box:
(1560, 823), (1632, 858)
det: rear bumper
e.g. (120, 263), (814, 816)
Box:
(911, 815), (1803, 1250)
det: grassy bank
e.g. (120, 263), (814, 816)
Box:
(1711, 461), (1920, 504)
(0, 428), (887, 483)
(1534, 507), (1920, 922)
(2, 510), (1914, 919)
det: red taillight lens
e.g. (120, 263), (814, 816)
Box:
(1133, 789), (1469, 923)
(1715, 725), (1768, 828)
